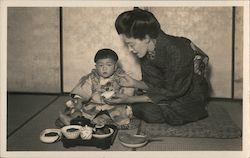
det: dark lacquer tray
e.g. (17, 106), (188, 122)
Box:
(61, 124), (118, 150)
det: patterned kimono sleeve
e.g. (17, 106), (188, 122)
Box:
(70, 75), (93, 103)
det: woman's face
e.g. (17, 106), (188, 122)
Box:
(121, 35), (149, 58)
(95, 58), (116, 78)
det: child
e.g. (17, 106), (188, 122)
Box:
(58, 48), (133, 127)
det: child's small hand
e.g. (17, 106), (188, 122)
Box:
(74, 98), (83, 110)
(66, 100), (74, 108)
(104, 93), (129, 104)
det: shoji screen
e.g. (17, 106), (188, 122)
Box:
(7, 7), (61, 93)
(62, 7), (141, 92)
(63, 7), (243, 98)
(7, 7), (243, 99)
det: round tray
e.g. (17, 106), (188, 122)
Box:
(119, 134), (148, 148)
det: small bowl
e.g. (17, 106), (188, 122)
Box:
(92, 128), (114, 139)
(61, 125), (83, 139)
(95, 124), (105, 129)
(40, 129), (62, 143)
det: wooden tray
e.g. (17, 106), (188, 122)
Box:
(61, 124), (118, 150)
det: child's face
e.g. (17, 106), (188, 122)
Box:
(95, 58), (117, 78)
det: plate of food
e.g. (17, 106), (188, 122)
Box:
(92, 126), (114, 139)
(118, 133), (148, 148)
(40, 129), (62, 143)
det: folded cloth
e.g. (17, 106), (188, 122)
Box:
(140, 104), (242, 139)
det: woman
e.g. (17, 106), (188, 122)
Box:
(105, 8), (209, 125)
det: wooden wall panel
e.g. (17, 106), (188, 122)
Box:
(234, 7), (243, 99)
(7, 7), (60, 93)
(63, 7), (141, 92)
(7, 7), (242, 99)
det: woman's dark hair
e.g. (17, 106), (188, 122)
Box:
(94, 48), (119, 63)
(115, 8), (161, 40)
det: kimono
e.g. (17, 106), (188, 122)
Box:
(132, 30), (209, 125)
(69, 68), (133, 125)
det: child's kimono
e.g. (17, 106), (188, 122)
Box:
(69, 68), (133, 125)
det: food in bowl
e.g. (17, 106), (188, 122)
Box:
(92, 126), (114, 139)
(45, 132), (59, 137)
(61, 125), (82, 139)
(40, 129), (62, 143)
(66, 128), (79, 132)
(94, 126), (110, 135)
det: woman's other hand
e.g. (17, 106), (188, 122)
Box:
(104, 94), (152, 105)
(117, 73), (149, 90)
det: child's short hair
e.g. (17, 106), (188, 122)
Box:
(94, 48), (119, 63)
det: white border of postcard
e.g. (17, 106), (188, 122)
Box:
(0, 1), (249, 158)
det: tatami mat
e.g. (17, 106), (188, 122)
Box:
(7, 94), (58, 136)
(212, 100), (242, 129)
(7, 95), (242, 151)
(7, 95), (135, 151)
(7, 95), (97, 151)
(136, 137), (241, 151)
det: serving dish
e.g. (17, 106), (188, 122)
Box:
(40, 129), (62, 143)
(61, 124), (118, 149)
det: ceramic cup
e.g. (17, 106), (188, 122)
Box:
(80, 125), (93, 140)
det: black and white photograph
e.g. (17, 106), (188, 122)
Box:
(0, 1), (249, 158)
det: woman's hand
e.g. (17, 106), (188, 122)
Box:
(104, 93), (152, 105)
(104, 93), (130, 104)
(117, 73), (149, 90)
